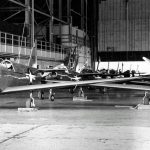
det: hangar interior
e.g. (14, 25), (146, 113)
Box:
(0, 0), (149, 69)
(1, 2), (150, 149)
(98, 0), (150, 61)
(0, 0), (98, 70)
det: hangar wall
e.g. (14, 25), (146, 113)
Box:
(98, 0), (150, 61)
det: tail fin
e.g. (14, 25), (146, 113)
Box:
(28, 45), (37, 68)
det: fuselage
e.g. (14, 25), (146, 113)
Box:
(0, 60), (41, 91)
(45, 70), (81, 81)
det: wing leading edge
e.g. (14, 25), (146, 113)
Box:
(1, 76), (143, 93)
(90, 82), (150, 91)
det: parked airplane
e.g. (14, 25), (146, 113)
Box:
(88, 56), (150, 90)
(127, 56), (150, 85)
(0, 55), (145, 97)
(0, 54), (145, 91)
(0, 45), (149, 108)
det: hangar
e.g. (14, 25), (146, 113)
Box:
(1, 1), (150, 150)
(98, 0), (150, 62)
(0, 0), (150, 72)
(0, 0), (98, 70)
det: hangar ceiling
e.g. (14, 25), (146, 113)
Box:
(0, 0), (98, 66)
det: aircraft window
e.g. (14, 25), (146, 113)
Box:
(1, 60), (14, 71)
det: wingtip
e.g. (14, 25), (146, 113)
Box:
(142, 56), (146, 61)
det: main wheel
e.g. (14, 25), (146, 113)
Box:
(38, 91), (44, 100)
(51, 95), (55, 101)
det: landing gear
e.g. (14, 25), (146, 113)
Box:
(38, 90), (44, 99)
(38, 89), (55, 101)
(49, 89), (55, 101)
(50, 95), (55, 101)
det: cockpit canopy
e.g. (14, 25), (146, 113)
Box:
(0, 59), (14, 71)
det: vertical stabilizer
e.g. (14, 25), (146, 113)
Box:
(28, 45), (37, 68)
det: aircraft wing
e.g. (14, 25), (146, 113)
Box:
(129, 81), (150, 85)
(1, 80), (101, 93)
(89, 82), (150, 91)
(1, 76), (143, 93)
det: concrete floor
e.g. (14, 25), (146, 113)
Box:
(0, 89), (150, 150)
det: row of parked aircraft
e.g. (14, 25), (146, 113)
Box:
(0, 46), (150, 107)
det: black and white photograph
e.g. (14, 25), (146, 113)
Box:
(0, 0), (150, 149)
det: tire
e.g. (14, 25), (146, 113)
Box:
(38, 91), (44, 100)
(51, 95), (55, 101)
